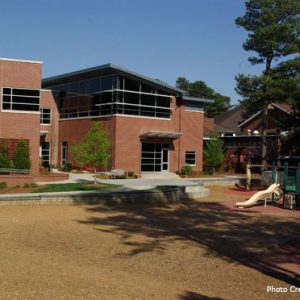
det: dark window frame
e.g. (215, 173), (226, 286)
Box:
(185, 151), (196, 166)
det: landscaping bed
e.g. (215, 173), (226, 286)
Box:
(0, 183), (121, 194)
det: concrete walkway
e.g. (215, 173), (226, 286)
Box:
(36, 173), (205, 190)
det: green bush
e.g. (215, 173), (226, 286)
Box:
(14, 141), (31, 170)
(62, 161), (72, 172)
(127, 171), (134, 177)
(23, 183), (37, 188)
(204, 137), (224, 174)
(181, 164), (193, 176)
(0, 182), (7, 189)
(0, 144), (11, 169)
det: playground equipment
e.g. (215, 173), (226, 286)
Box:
(281, 162), (300, 210)
(236, 183), (281, 208)
(237, 161), (300, 209)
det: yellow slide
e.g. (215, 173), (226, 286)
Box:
(236, 183), (281, 208)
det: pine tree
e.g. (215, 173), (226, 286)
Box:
(204, 138), (224, 174)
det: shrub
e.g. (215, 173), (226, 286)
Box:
(14, 141), (31, 170)
(0, 144), (11, 169)
(127, 171), (134, 177)
(0, 182), (7, 189)
(62, 161), (72, 172)
(181, 164), (193, 176)
(24, 183), (37, 188)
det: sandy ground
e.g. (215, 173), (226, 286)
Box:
(0, 186), (299, 299)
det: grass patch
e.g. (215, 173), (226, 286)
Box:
(33, 183), (121, 193)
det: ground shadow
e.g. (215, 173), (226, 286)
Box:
(77, 197), (300, 287)
(179, 291), (223, 300)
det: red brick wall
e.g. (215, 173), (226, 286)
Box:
(57, 95), (205, 174)
(58, 117), (115, 169)
(40, 90), (59, 166)
(179, 106), (204, 172)
(0, 59), (42, 89)
(0, 59), (43, 175)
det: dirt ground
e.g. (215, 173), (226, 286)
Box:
(0, 186), (299, 299)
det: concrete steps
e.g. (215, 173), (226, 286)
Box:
(141, 173), (180, 179)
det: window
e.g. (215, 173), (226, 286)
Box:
(40, 108), (51, 124)
(2, 88), (40, 112)
(185, 151), (196, 165)
(40, 141), (50, 167)
(61, 142), (68, 165)
(50, 75), (172, 119)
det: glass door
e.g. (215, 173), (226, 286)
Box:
(161, 145), (169, 172)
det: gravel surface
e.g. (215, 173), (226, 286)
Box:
(0, 186), (299, 299)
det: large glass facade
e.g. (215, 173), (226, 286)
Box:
(50, 75), (172, 119)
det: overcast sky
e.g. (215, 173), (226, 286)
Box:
(0, 0), (264, 104)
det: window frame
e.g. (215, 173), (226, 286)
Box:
(61, 142), (68, 165)
(185, 151), (196, 166)
(2, 87), (40, 113)
(40, 108), (51, 125)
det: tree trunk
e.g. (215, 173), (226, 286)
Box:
(261, 56), (272, 168)
(261, 102), (268, 168)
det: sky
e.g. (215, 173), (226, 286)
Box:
(0, 0), (264, 104)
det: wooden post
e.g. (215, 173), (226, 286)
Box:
(246, 164), (251, 191)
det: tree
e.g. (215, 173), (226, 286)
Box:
(204, 137), (224, 174)
(176, 77), (231, 117)
(235, 0), (300, 164)
(72, 121), (111, 183)
(14, 141), (31, 170)
(0, 144), (11, 169)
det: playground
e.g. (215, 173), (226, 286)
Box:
(235, 161), (300, 210)
(0, 185), (299, 299)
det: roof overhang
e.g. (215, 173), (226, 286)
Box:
(42, 63), (185, 95)
(140, 131), (182, 139)
(182, 96), (214, 103)
(40, 131), (48, 136)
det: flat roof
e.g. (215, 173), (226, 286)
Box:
(43, 63), (187, 95)
(0, 57), (43, 64)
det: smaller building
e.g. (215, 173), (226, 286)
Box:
(207, 103), (294, 172)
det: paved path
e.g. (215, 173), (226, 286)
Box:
(37, 173), (204, 189)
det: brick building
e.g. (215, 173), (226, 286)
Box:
(0, 58), (212, 175)
(206, 104), (294, 172)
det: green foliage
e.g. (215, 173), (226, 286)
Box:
(0, 182), (7, 189)
(176, 77), (231, 117)
(14, 141), (31, 170)
(235, 0), (300, 114)
(204, 138), (224, 174)
(62, 161), (72, 172)
(33, 183), (120, 193)
(181, 164), (193, 176)
(0, 144), (11, 169)
(23, 183), (37, 188)
(72, 121), (111, 170)
(127, 171), (135, 177)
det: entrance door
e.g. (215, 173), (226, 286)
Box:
(141, 143), (169, 173)
(40, 141), (50, 168)
(161, 146), (169, 172)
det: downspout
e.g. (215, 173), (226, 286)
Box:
(177, 97), (182, 172)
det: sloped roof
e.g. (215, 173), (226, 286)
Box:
(238, 103), (292, 128)
(214, 106), (246, 133)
